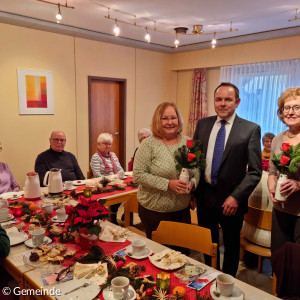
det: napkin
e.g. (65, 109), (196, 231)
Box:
(99, 225), (132, 242)
(74, 262), (107, 285)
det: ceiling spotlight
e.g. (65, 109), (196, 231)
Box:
(174, 34), (179, 48)
(212, 44), (216, 49)
(56, 3), (62, 22)
(114, 20), (120, 36)
(211, 32), (217, 46)
(145, 28), (150, 43)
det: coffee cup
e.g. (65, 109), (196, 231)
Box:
(31, 229), (45, 246)
(216, 273), (235, 296)
(111, 276), (129, 300)
(118, 171), (125, 179)
(43, 203), (54, 215)
(131, 239), (146, 255)
(65, 181), (74, 190)
(56, 206), (67, 221)
(0, 208), (9, 221)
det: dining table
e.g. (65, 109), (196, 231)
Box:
(0, 179), (280, 300)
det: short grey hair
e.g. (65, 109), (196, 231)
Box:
(138, 128), (152, 141)
(262, 132), (275, 142)
(97, 133), (113, 144)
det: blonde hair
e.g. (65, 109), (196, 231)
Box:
(277, 87), (300, 122)
(151, 102), (183, 138)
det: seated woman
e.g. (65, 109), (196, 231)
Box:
(90, 133), (124, 178)
(261, 132), (275, 171)
(90, 133), (124, 224)
(0, 143), (20, 194)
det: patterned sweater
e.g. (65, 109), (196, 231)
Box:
(133, 135), (200, 213)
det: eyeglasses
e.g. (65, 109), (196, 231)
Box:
(51, 138), (66, 143)
(100, 142), (112, 146)
(55, 262), (75, 282)
(283, 105), (300, 113)
(161, 117), (178, 123)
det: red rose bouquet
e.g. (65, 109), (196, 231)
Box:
(272, 142), (300, 175)
(174, 139), (206, 171)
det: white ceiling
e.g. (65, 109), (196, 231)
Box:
(0, 0), (300, 53)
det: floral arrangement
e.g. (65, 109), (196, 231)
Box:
(272, 142), (300, 175)
(174, 139), (206, 171)
(65, 198), (109, 237)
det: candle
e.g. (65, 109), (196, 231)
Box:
(12, 205), (23, 217)
(83, 188), (92, 198)
(156, 272), (171, 293)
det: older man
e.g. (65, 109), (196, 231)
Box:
(193, 82), (262, 277)
(35, 131), (85, 186)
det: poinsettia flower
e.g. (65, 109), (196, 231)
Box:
(186, 140), (193, 148)
(280, 155), (290, 165)
(281, 143), (290, 152)
(188, 153), (196, 161)
(80, 198), (89, 207)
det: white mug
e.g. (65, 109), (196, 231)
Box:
(118, 171), (125, 179)
(31, 229), (45, 246)
(131, 239), (146, 255)
(65, 181), (74, 190)
(111, 276), (129, 300)
(56, 206), (67, 221)
(216, 273), (235, 297)
(0, 208), (9, 221)
(43, 203), (54, 215)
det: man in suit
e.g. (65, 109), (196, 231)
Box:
(193, 82), (262, 277)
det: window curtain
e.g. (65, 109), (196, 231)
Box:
(220, 59), (300, 136)
(188, 68), (208, 137)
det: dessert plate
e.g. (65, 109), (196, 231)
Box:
(52, 216), (68, 223)
(23, 250), (49, 267)
(0, 214), (14, 223)
(73, 180), (86, 186)
(24, 236), (52, 248)
(8, 232), (29, 246)
(210, 284), (244, 300)
(125, 245), (152, 259)
(149, 249), (187, 270)
(102, 285), (136, 300)
(0, 192), (23, 200)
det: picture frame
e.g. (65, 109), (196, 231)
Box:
(17, 69), (54, 115)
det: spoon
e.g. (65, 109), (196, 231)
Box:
(64, 281), (92, 295)
(213, 281), (220, 297)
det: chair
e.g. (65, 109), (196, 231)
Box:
(240, 205), (272, 273)
(87, 170), (93, 179)
(152, 221), (218, 268)
(190, 209), (198, 225)
(123, 193), (146, 237)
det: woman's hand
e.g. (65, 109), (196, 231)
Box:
(168, 179), (188, 194)
(187, 181), (194, 193)
(280, 179), (300, 198)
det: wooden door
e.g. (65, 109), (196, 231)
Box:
(88, 77), (126, 169)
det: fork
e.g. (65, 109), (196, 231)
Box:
(64, 281), (92, 295)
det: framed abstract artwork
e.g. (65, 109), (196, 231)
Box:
(17, 69), (54, 114)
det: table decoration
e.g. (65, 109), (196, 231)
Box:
(12, 205), (23, 217)
(156, 272), (171, 293)
(83, 188), (93, 198)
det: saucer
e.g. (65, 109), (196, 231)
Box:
(103, 285), (136, 300)
(24, 236), (52, 248)
(64, 186), (77, 191)
(125, 245), (152, 259)
(52, 216), (68, 223)
(210, 283), (244, 300)
(0, 214), (14, 223)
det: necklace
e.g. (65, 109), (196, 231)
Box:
(287, 130), (300, 138)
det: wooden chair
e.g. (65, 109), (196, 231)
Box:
(152, 221), (218, 268)
(190, 209), (198, 225)
(87, 170), (93, 179)
(123, 193), (146, 237)
(240, 205), (272, 273)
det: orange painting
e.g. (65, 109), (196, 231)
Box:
(25, 75), (48, 108)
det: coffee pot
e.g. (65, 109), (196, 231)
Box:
(24, 172), (41, 200)
(43, 168), (63, 194)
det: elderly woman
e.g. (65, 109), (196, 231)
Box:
(128, 128), (152, 171)
(90, 133), (124, 224)
(268, 87), (300, 253)
(90, 133), (124, 177)
(262, 132), (275, 171)
(133, 102), (200, 240)
(0, 143), (19, 194)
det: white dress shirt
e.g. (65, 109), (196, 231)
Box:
(205, 113), (236, 184)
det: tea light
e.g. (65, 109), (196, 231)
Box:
(156, 272), (171, 293)
(12, 205), (23, 217)
(83, 188), (92, 198)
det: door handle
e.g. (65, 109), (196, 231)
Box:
(112, 129), (119, 139)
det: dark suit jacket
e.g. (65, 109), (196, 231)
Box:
(193, 115), (262, 213)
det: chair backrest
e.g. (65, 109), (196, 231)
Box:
(124, 193), (139, 228)
(152, 221), (218, 268)
(87, 170), (93, 179)
(244, 205), (272, 231)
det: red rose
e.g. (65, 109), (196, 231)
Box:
(281, 143), (290, 152)
(280, 155), (290, 165)
(186, 140), (193, 148)
(188, 153), (196, 162)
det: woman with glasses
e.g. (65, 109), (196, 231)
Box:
(268, 87), (300, 253)
(0, 142), (20, 194)
(133, 102), (200, 242)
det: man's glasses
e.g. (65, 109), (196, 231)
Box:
(55, 262), (75, 282)
(283, 105), (300, 113)
(51, 138), (66, 143)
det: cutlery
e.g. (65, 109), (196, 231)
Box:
(64, 281), (92, 295)
(213, 280), (220, 297)
(156, 253), (169, 262)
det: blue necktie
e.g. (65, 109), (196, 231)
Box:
(211, 120), (226, 184)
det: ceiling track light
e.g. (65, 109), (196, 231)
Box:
(56, 3), (62, 22)
(211, 32), (217, 47)
(289, 8), (299, 22)
(114, 20), (120, 36)
(174, 33), (179, 48)
(145, 27), (150, 43)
